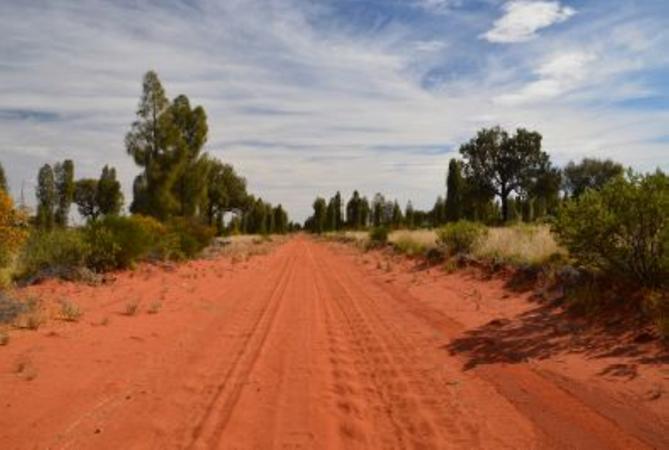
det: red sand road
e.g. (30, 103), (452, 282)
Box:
(1, 236), (667, 449)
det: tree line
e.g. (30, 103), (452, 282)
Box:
(305, 126), (626, 232)
(0, 71), (291, 236)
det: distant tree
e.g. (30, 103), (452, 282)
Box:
(273, 204), (288, 234)
(460, 126), (549, 222)
(97, 165), (124, 216)
(405, 201), (415, 229)
(205, 159), (248, 231)
(530, 161), (562, 219)
(371, 193), (385, 227)
(360, 196), (370, 228)
(346, 190), (362, 229)
(74, 179), (100, 221)
(333, 191), (343, 230)
(54, 160), (75, 227)
(563, 158), (624, 198)
(0, 162), (7, 193)
(445, 159), (463, 222)
(312, 197), (327, 234)
(391, 201), (403, 228)
(432, 196), (446, 226)
(36, 164), (56, 229)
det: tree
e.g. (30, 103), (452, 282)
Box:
(371, 193), (386, 227)
(0, 189), (28, 268)
(0, 162), (7, 193)
(391, 201), (403, 228)
(360, 196), (370, 228)
(205, 159), (248, 231)
(126, 71), (179, 219)
(273, 204), (288, 234)
(170, 95), (209, 217)
(54, 159), (75, 227)
(346, 191), (362, 229)
(405, 201), (415, 229)
(445, 159), (463, 222)
(74, 179), (100, 221)
(530, 161), (562, 219)
(432, 196), (446, 226)
(36, 164), (56, 229)
(311, 197), (327, 234)
(563, 158), (624, 198)
(460, 126), (549, 222)
(97, 165), (124, 216)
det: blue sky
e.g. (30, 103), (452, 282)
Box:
(0, 0), (667, 221)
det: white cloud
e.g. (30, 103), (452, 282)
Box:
(495, 51), (595, 104)
(483, 1), (576, 43)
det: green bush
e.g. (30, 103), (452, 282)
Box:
(167, 218), (215, 258)
(85, 216), (153, 271)
(17, 229), (90, 278)
(368, 226), (389, 245)
(437, 221), (487, 255)
(554, 171), (668, 287)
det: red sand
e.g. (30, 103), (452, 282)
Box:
(1, 236), (667, 449)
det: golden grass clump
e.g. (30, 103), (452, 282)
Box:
(473, 224), (564, 266)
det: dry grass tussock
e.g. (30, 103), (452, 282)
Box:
(474, 224), (564, 266)
(331, 225), (564, 267)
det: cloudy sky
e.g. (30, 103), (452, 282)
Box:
(1, 0), (668, 221)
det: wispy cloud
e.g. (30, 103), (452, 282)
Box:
(482, 1), (576, 43)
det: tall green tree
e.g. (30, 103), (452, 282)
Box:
(563, 158), (624, 198)
(0, 162), (7, 193)
(346, 190), (362, 229)
(460, 126), (549, 222)
(126, 71), (180, 219)
(360, 196), (370, 228)
(97, 165), (124, 216)
(405, 201), (415, 229)
(273, 204), (288, 234)
(36, 164), (56, 229)
(54, 159), (75, 227)
(391, 201), (403, 228)
(432, 196), (446, 226)
(170, 95), (209, 217)
(445, 159), (463, 222)
(371, 193), (386, 227)
(312, 197), (327, 234)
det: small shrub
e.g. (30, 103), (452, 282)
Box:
(60, 299), (83, 322)
(124, 299), (141, 316)
(85, 216), (153, 271)
(392, 236), (426, 256)
(24, 312), (44, 330)
(167, 218), (215, 258)
(0, 292), (27, 324)
(147, 300), (162, 314)
(368, 226), (389, 245)
(16, 229), (90, 279)
(645, 291), (669, 339)
(554, 171), (668, 288)
(437, 221), (487, 255)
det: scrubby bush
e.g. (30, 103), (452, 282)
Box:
(167, 218), (216, 258)
(474, 224), (563, 266)
(85, 216), (153, 271)
(0, 190), (28, 276)
(437, 221), (487, 255)
(368, 226), (389, 245)
(554, 171), (668, 288)
(17, 229), (90, 279)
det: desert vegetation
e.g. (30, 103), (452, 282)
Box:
(308, 126), (668, 337)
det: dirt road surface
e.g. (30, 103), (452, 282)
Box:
(1, 237), (667, 449)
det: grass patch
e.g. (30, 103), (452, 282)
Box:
(124, 299), (141, 316)
(474, 224), (563, 266)
(59, 299), (83, 322)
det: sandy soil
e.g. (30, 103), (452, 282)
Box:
(1, 236), (667, 449)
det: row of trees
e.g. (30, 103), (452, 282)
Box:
(1, 71), (290, 236)
(305, 126), (626, 232)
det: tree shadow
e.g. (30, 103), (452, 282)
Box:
(445, 297), (668, 378)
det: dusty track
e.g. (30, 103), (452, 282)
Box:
(1, 237), (667, 449)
